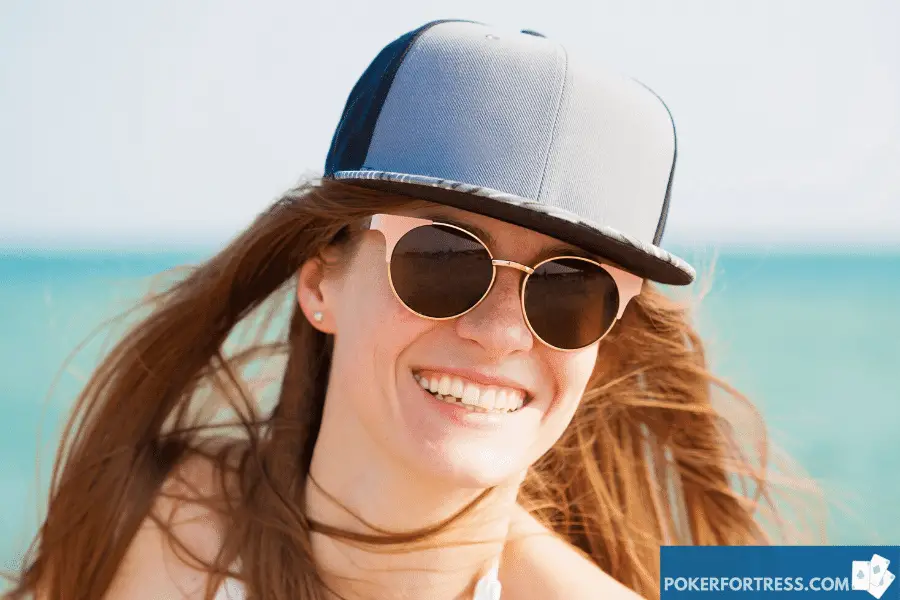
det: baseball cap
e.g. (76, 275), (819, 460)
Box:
(323, 19), (695, 286)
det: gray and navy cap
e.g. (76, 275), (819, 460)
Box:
(324, 19), (695, 286)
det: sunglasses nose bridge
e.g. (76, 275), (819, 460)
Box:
(491, 259), (535, 275)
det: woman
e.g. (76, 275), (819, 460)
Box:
(7, 19), (805, 600)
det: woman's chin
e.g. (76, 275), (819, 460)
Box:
(405, 440), (526, 490)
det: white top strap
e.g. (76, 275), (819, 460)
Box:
(214, 576), (246, 600)
(473, 558), (502, 600)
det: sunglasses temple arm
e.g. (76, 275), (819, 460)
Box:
(369, 214), (434, 262)
(613, 272), (644, 320)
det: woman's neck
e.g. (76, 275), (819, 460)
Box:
(305, 403), (519, 599)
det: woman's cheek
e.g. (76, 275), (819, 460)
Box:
(540, 349), (598, 427)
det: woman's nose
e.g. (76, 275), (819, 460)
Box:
(454, 266), (534, 358)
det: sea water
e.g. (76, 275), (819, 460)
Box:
(1, 249), (898, 572)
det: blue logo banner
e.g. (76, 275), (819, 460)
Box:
(661, 546), (899, 599)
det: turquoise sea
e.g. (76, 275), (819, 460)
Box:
(1, 249), (899, 572)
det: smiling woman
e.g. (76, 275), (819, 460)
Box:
(5, 19), (814, 600)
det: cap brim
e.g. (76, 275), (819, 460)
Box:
(332, 170), (695, 286)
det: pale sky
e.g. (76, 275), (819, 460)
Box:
(1, 0), (898, 249)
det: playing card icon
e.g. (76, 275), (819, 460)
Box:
(852, 556), (895, 598)
(867, 569), (894, 599)
(853, 561), (871, 591)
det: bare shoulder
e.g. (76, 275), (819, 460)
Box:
(499, 505), (642, 600)
(102, 453), (235, 600)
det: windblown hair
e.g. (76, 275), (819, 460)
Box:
(4, 179), (820, 599)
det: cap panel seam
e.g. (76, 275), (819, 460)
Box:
(536, 43), (569, 201)
(358, 20), (462, 169)
(630, 79), (678, 246)
(327, 19), (476, 175)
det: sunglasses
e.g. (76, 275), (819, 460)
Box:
(367, 213), (643, 351)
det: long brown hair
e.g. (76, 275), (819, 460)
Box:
(4, 178), (821, 599)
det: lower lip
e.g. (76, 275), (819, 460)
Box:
(415, 377), (519, 430)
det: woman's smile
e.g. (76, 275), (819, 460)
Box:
(413, 369), (530, 413)
(401, 366), (542, 432)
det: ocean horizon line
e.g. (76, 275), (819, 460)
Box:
(3, 243), (900, 258)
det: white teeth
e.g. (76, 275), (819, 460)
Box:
(414, 371), (528, 413)
(462, 382), (480, 405)
(479, 388), (496, 411)
(494, 390), (508, 411)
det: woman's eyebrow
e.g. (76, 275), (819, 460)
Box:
(422, 214), (498, 246)
(424, 213), (594, 262)
(536, 244), (594, 262)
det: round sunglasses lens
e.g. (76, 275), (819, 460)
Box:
(389, 224), (493, 319)
(524, 258), (619, 349)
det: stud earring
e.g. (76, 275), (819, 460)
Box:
(312, 311), (323, 323)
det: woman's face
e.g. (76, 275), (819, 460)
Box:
(302, 205), (602, 488)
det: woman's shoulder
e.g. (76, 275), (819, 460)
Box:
(103, 453), (235, 599)
(500, 505), (642, 600)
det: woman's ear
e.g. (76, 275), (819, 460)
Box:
(296, 256), (336, 334)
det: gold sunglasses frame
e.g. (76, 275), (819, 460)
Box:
(368, 213), (643, 351)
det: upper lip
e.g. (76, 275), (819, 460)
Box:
(412, 366), (535, 398)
